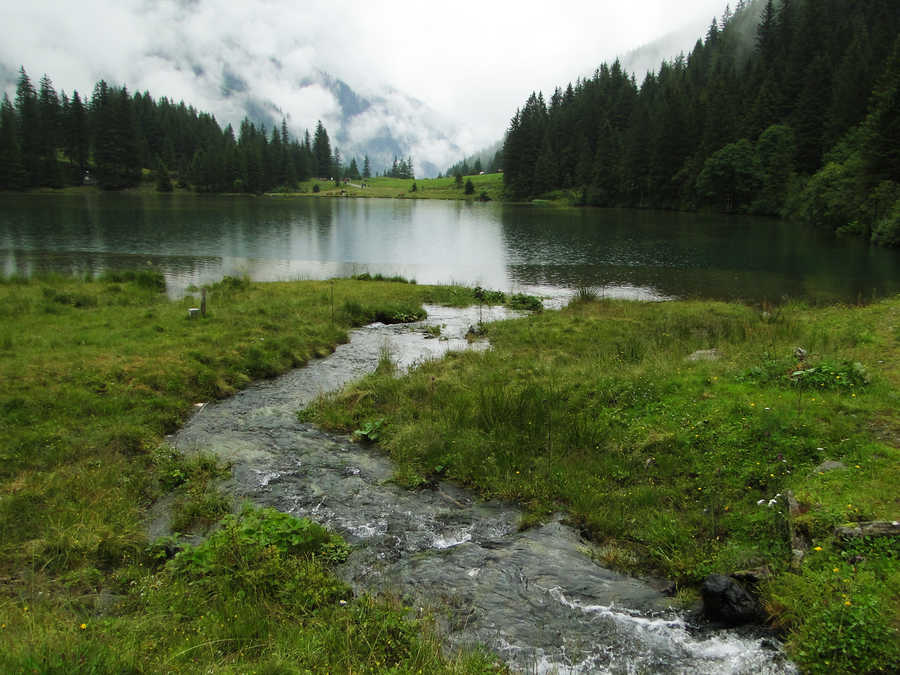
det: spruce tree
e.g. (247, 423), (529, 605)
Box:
(0, 94), (26, 189)
(15, 67), (40, 187)
(65, 90), (89, 179)
(313, 121), (331, 178)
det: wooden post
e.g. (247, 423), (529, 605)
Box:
(201, 288), (207, 317)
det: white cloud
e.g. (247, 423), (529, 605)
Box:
(1, 0), (722, 171)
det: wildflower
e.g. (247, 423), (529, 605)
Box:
(833, 568), (839, 573)
(813, 546), (823, 551)
(80, 623), (87, 630)
(844, 600), (852, 606)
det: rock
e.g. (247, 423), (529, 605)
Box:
(813, 460), (846, 474)
(687, 349), (721, 362)
(731, 566), (773, 587)
(701, 574), (762, 626)
(835, 521), (900, 540)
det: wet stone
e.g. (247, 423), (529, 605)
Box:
(170, 305), (795, 674)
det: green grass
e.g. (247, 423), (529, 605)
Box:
(304, 296), (900, 673)
(0, 273), (511, 673)
(24, 172), (511, 202)
(276, 173), (506, 202)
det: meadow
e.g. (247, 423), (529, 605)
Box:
(304, 293), (900, 674)
(0, 273), (506, 673)
(282, 172), (506, 202)
(1, 271), (896, 673)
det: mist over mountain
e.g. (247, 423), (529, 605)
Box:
(217, 68), (461, 178)
(0, 59), (459, 179)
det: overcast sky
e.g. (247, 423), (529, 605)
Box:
(1, 0), (724, 162)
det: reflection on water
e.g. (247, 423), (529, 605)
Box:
(1, 192), (898, 302)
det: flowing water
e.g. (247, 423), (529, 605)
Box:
(169, 304), (796, 674)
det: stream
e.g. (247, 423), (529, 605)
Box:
(168, 304), (795, 674)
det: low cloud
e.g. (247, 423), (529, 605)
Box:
(1, 0), (722, 172)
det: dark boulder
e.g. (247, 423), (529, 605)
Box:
(701, 574), (762, 626)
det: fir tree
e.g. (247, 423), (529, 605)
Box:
(15, 67), (40, 187)
(313, 121), (331, 178)
(0, 94), (26, 189)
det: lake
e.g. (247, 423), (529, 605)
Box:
(1, 192), (898, 302)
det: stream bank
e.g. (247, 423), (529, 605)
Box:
(166, 304), (795, 673)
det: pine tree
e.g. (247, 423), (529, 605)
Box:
(861, 34), (900, 185)
(65, 90), (89, 180)
(15, 67), (40, 187)
(0, 94), (26, 189)
(92, 83), (141, 189)
(313, 121), (331, 178)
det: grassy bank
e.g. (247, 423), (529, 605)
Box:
(278, 173), (506, 202)
(305, 296), (900, 673)
(0, 273), (508, 673)
(19, 172), (509, 203)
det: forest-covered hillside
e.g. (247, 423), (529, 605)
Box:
(0, 71), (368, 193)
(502, 0), (900, 245)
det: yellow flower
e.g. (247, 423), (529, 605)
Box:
(833, 568), (839, 573)
(80, 623), (87, 630)
(844, 600), (852, 606)
(813, 546), (823, 551)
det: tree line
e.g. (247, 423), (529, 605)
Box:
(0, 68), (375, 193)
(502, 0), (900, 246)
